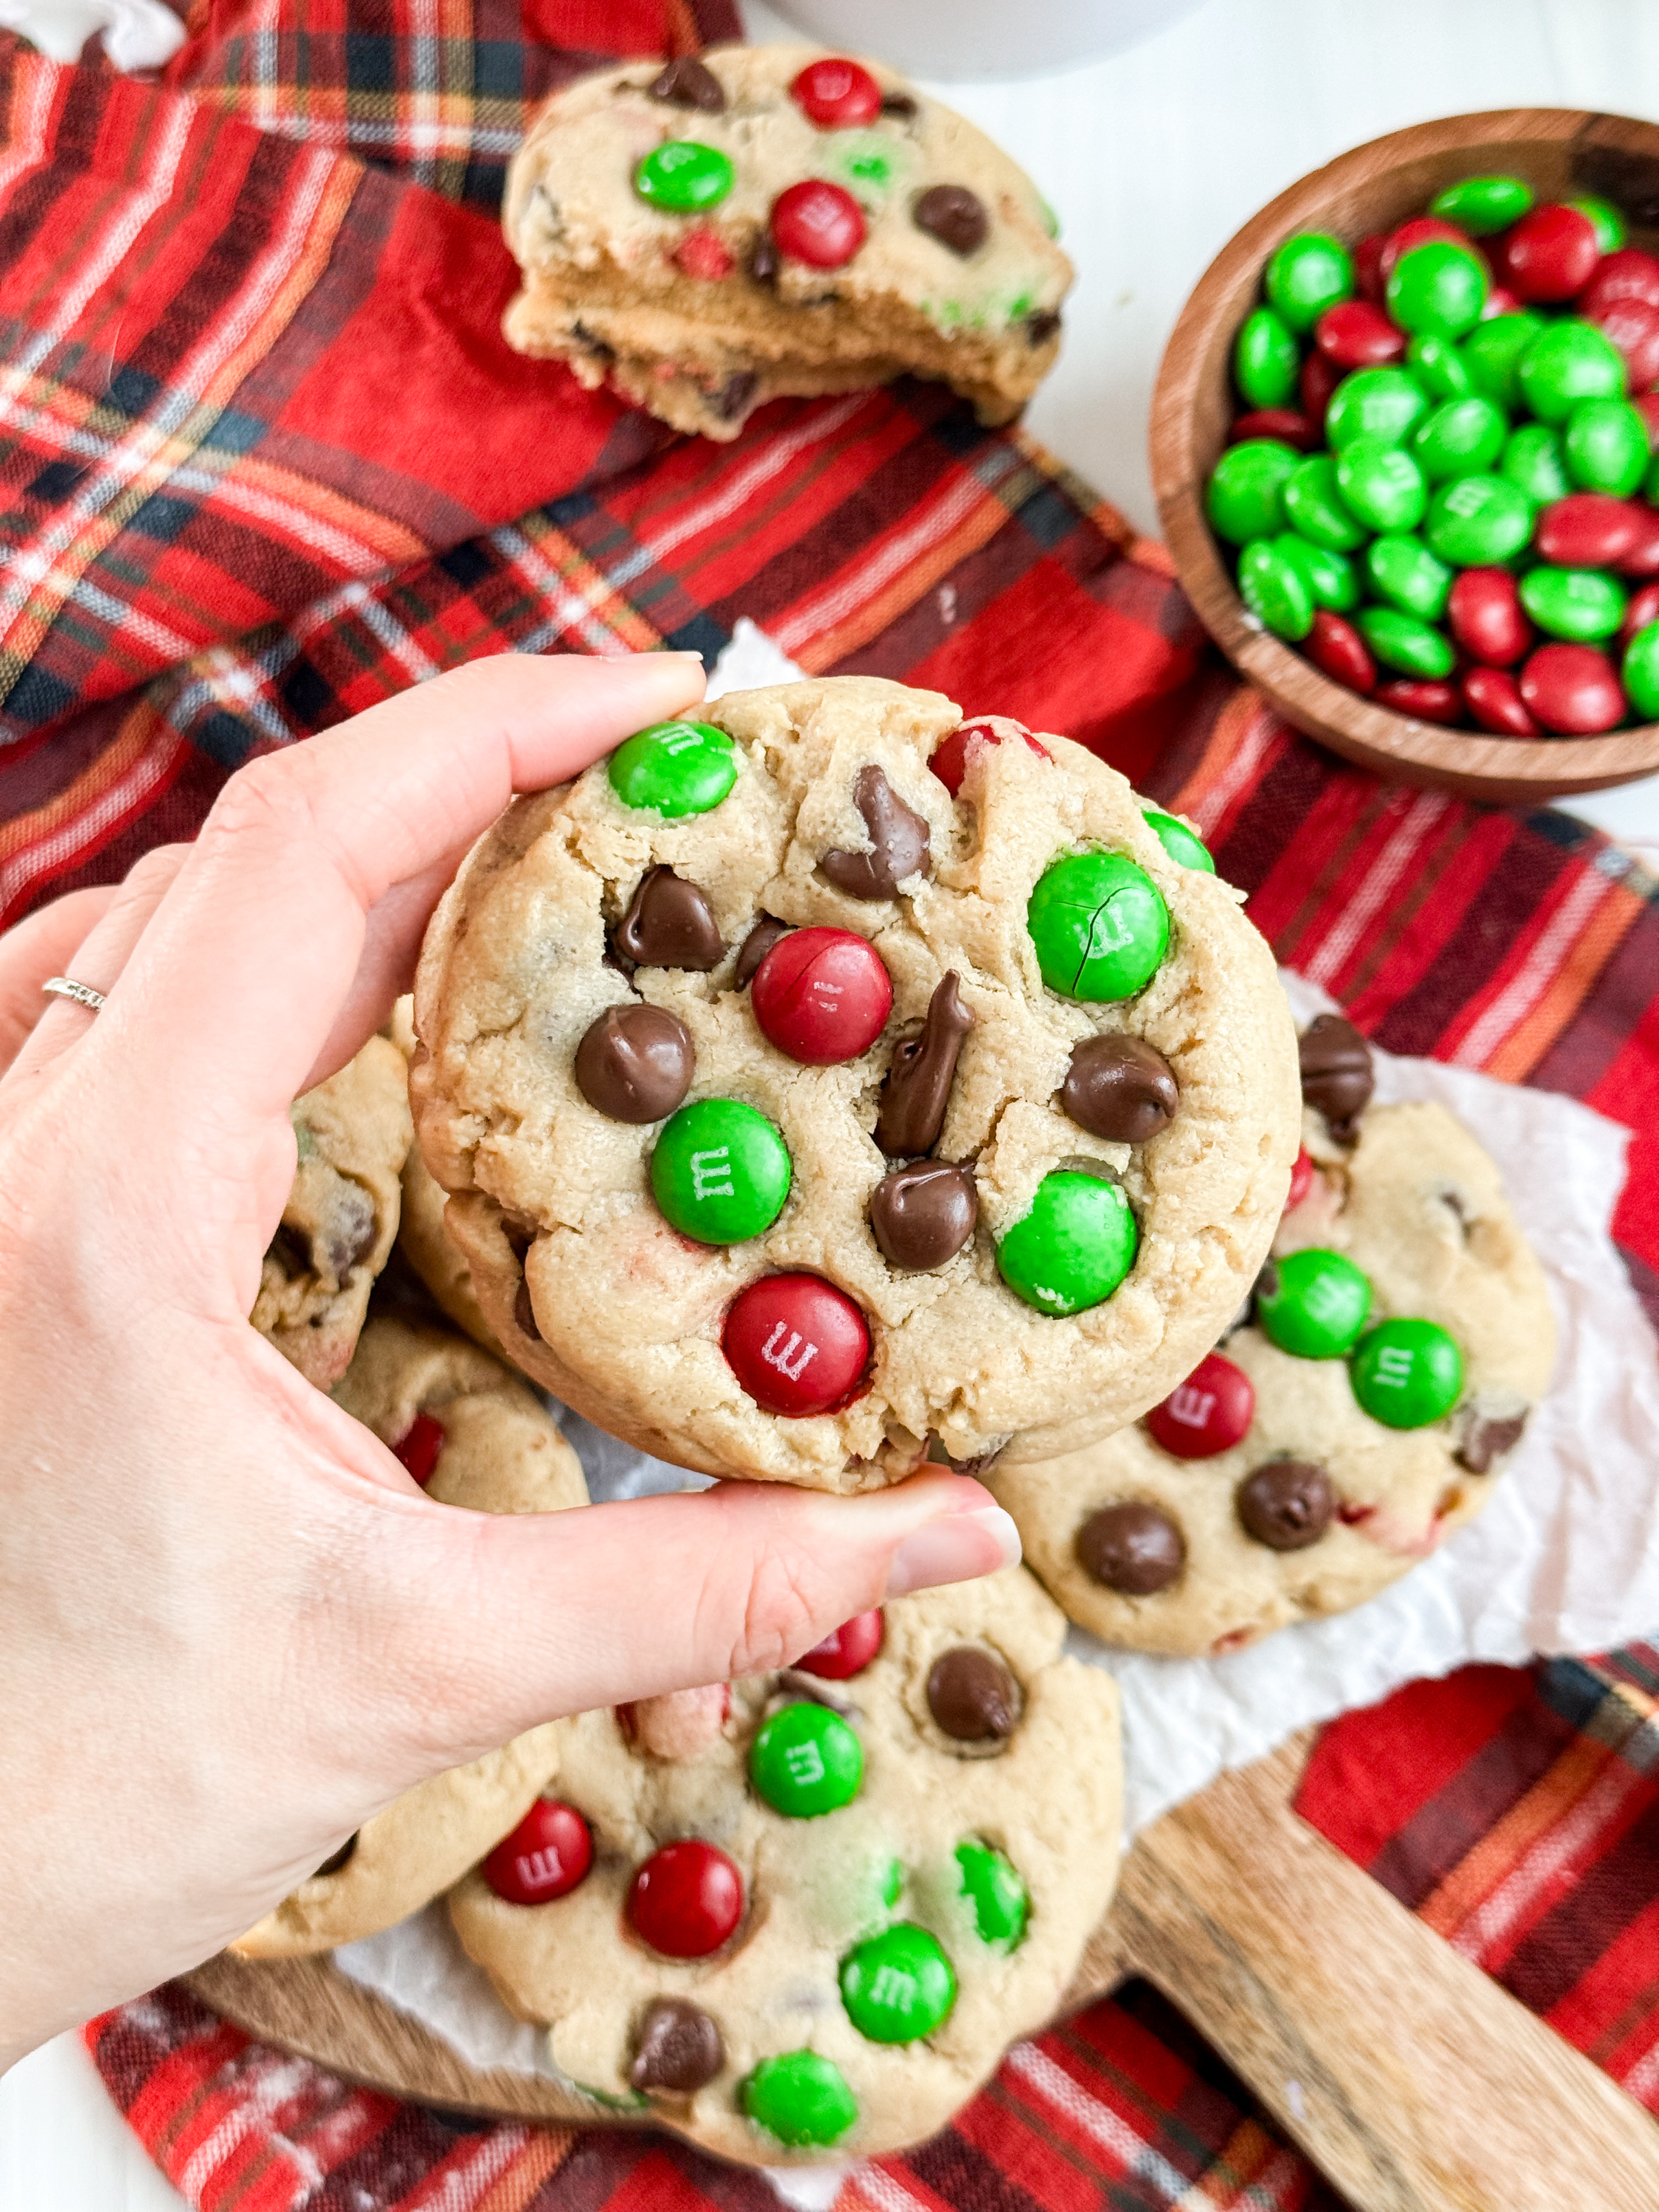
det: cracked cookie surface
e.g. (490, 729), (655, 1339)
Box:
(411, 675), (1299, 1491)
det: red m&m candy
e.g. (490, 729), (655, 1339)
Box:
(1585, 294), (1659, 391)
(1580, 246), (1659, 319)
(723, 1274), (871, 1417)
(1463, 665), (1539, 735)
(1617, 509), (1659, 581)
(789, 56), (883, 128)
(1622, 580), (1659, 644)
(628, 1839), (743, 1957)
(1315, 300), (1404, 369)
(1519, 642), (1625, 733)
(1286, 1146), (1316, 1209)
(1447, 568), (1531, 667)
(392, 1412), (444, 1486)
(1228, 408), (1319, 452)
(1144, 1351), (1255, 1459)
(796, 1609), (884, 1679)
(1306, 610), (1376, 695)
(1494, 202), (1600, 302)
(771, 180), (865, 269)
(1375, 678), (1463, 725)
(751, 927), (893, 1065)
(483, 1798), (592, 1905)
(1533, 494), (1643, 570)
(928, 716), (1051, 797)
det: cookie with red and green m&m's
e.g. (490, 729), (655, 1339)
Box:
(233, 1317), (587, 1956)
(447, 1562), (1121, 2163)
(992, 1082), (1553, 1655)
(500, 44), (1072, 442)
(411, 675), (1299, 1492)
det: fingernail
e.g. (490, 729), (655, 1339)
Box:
(885, 1505), (1022, 1598)
(659, 650), (708, 661)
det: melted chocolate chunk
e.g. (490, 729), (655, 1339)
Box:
(876, 972), (973, 1157)
(868, 1160), (977, 1269)
(881, 89), (918, 116)
(1237, 1460), (1335, 1551)
(515, 1276), (542, 1342)
(1026, 308), (1062, 345)
(648, 55), (726, 111)
(913, 184), (989, 256)
(324, 1186), (377, 1279)
(631, 1997), (725, 2094)
(734, 917), (792, 989)
(1076, 1502), (1185, 1594)
(314, 1835), (358, 1878)
(1299, 1014), (1374, 1141)
(927, 1646), (1019, 1742)
(821, 765), (931, 900)
(1062, 1033), (1178, 1143)
(574, 1004), (694, 1124)
(1457, 1406), (1529, 1475)
(926, 1433), (1006, 1478)
(749, 233), (780, 285)
(614, 867), (724, 970)
(712, 369), (758, 422)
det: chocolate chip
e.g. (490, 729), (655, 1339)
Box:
(1299, 1014), (1373, 1141)
(314, 1835), (358, 1878)
(869, 1160), (977, 1269)
(648, 55), (725, 111)
(614, 867), (724, 970)
(926, 1433), (1006, 1477)
(324, 1186), (377, 1279)
(515, 1276), (541, 1342)
(569, 318), (615, 364)
(749, 233), (780, 285)
(913, 184), (988, 256)
(927, 1646), (1019, 1742)
(1062, 1034), (1178, 1143)
(631, 1997), (725, 2094)
(880, 90), (918, 117)
(821, 765), (931, 900)
(876, 971), (972, 1157)
(574, 1004), (694, 1124)
(1457, 1407), (1528, 1474)
(712, 370), (758, 422)
(1025, 309), (1062, 345)
(1076, 1502), (1186, 1594)
(734, 917), (791, 989)
(1237, 1460), (1335, 1550)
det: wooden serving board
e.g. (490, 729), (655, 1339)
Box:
(188, 1731), (1659, 2212)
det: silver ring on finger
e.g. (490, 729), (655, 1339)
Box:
(41, 975), (106, 1013)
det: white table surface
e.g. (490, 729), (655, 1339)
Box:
(6, 3), (1659, 2205)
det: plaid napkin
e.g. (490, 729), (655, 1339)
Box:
(4, 1), (1657, 2202)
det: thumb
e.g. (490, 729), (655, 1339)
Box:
(387, 1473), (1022, 1767)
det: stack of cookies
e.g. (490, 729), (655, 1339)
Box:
(242, 672), (1551, 2165)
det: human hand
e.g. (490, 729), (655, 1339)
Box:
(0, 653), (1019, 2070)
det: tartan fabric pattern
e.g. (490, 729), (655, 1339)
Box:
(84, 1976), (1349, 2211)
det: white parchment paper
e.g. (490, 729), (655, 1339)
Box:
(337, 622), (1659, 2202)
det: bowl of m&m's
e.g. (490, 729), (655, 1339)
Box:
(1150, 108), (1659, 802)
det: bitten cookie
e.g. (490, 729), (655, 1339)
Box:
(995, 1019), (1555, 1654)
(501, 44), (1071, 440)
(448, 1568), (1121, 2163)
(250, 1035), (412, 1387)
(233, 1316), (588, 1957)
(410, 675), (1300, 1491)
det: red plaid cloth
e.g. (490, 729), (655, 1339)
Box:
(4, 2), (1657, 2203)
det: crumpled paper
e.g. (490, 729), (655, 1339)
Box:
(337, 622), (1659, 2203)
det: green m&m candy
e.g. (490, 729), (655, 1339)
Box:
(750, 1701), (862, 1817)
(742, 2051), (858, 2147)
(1335, 438), (1427, 533)
(996, 1170), (1138, 1317)
(1407, 332), (1474, 401)
(1519, 565), (1627, 642)
(1387, 241), (1489, 338)
(1276, 532), (1360, 612)
(1265, 232), (1355, 332)
(1238, 536), (1314, 640)
(1423, 473), (1533, 566)
(1283, 454), (1369, 551)
(634, 139), (735, 212)
(1412, 394), (1507, 481)
(1206, 438), (1300, 544)
(1461, 313), (1545, 408)
(1325, 366), (1429, 451)
(1234, 305), (1301, 410)
(1364, 534), (1453, 623)
(1142, 808), (1215, 872)
(1357, 605), (1455, 679)
(609, 719), (736, 815)
(1256, 1248), (1373, 1359)
(839, 1925), (957, 2043)
(1502, 423), (1571, 506)
(1624, 620), (1659, 719)
(1517, 320), (1626, 426)
(1027, 850), (1169, 1000)
(1564, 397), (1650, 496)
(650, 1097), (790, 1244)
(956, 1838), (1029, 1950)
(1568, 193), (1627, 253)
(1429, 174), (1534, 235)
(1350, 1317), (1464, 1429)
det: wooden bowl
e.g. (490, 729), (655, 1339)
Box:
(1149, 108), (1659, 805)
